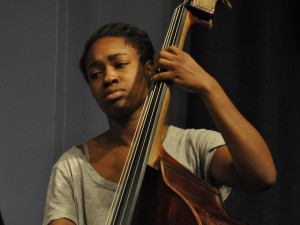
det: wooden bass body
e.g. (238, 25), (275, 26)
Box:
(132, 151), (247, 225)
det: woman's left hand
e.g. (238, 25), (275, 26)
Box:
(153, 45), (214, 96)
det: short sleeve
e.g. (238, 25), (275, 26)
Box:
(42, 167), (78, 225)
(163, 126), (230, 201)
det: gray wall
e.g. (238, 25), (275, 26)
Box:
(0, 0), (181, 224)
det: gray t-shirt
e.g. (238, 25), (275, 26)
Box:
(42, 126), (229, 225)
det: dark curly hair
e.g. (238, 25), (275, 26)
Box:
(79, 22), (155, 82)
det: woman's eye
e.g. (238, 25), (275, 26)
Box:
(90, 72), (102, 80)
(115, 62), (128, 69)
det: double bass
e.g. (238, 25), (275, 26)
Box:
(105, 0), (247, 224)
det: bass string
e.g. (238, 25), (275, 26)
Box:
(106, 82), (164, 224)
(121, 1), (186, 177)
(115, 82), (165, 223)
(119, 2), (186, 197)
(163, 2), (186, 49)
(104, 92), (152, 225)
(104, 88), (157, 225)
(105, 2), (187, 224)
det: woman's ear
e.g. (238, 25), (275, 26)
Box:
(145, 60), (154, 79)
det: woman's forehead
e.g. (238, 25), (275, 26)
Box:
(86, 37), (139, 64)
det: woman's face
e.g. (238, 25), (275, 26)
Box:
(85, 36), (151, 119)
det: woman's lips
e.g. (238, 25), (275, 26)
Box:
(104, 88), (124, 101)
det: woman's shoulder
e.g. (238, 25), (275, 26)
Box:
(53, 145), (86, 169)
(165, 125), (224, 149)
(166, 125), (220, 138)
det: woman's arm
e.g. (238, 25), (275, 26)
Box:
(154, 46), (277, 191)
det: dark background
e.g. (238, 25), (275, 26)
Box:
(185, 1), (300, 224)
(0, 0), (299, 224)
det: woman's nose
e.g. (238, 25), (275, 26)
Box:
(103, 68), (118, 88)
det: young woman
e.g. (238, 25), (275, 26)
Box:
(43, 23), (276, 225)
